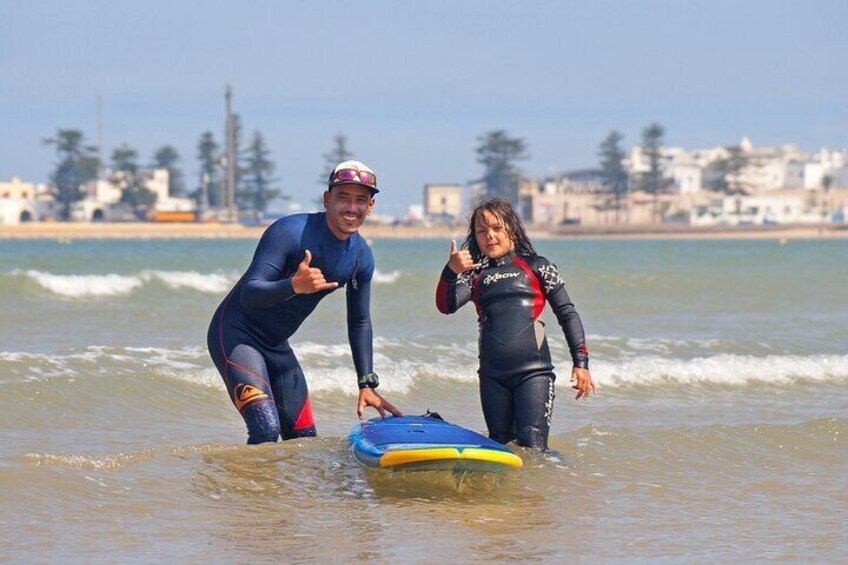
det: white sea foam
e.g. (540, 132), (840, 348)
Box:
(0, 346), (213, 385)
(293, 343), (354, 358)
(14, 267), (391, 297)
(12, 269), (237, 297)
(372, 270), (401, 284)
(143, 270), (237, 293)
(3, 344), (845, 392)
(19, 270), (144, 297)
(591, 353), (848, 388)
(22, 452), (148, 471)
(155, 366), (226, 389)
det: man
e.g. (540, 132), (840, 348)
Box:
(207, 160), (401, 444)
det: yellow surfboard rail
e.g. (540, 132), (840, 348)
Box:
(379, 446), (523, 469)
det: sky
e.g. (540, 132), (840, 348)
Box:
(2, 0), (846, 216)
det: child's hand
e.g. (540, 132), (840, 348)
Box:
(448, 240), (481, 274)
(571, 367), (597, 400)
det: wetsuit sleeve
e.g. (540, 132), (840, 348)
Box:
(435, 265), (473, 314)
(239, 220), (299, 309)
(346, 247), (375, 378)
(535, 256), (590, 369)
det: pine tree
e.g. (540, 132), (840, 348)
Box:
(238, 131), (283, 215)
(196, 132), (221, 208)
(638, 123), (670, 222)
(598, 130), (628, 223)
(475, 130), (529, 205)
(112, 144), (156, 219)
(43, 129), (100, 220)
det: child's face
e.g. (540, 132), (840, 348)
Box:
(475, 210), (516, 260)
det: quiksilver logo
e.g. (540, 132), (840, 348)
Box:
(233, 383), (269, 411)
(483, 271), (520, 286)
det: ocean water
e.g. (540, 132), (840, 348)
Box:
(0, 236), (846, 563)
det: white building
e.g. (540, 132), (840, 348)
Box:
(73, 169), (196, 221)
(423, 184), (463, 221)
(0, 177), (58, 224)
(691, 194), (826, 226)
(146, 169), (196, 213)
(673, 165), (703, 194)
(627, 145), (707, 193)
(627, 137), (817, 195)
(804, 148), (848, 189)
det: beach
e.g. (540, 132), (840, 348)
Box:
(1, 220), (846, 240)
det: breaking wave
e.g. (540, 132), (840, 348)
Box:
(11, 269), (238, 297)
(11, 268), (399, 298)
(372, 270), (402, 284)
(1, 341), (846, 393)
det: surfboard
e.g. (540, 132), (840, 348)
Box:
(348, 414), (523, 470)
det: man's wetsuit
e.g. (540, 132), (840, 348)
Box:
(436, 251), (589, 449)
(207, 212), (375, 444)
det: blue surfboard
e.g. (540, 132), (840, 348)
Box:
(348, 414), (523, 470)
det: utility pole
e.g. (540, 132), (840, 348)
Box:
(97, 94), (104, 181)
(225, 84), (236, 222)
(200, 172), (210, 221)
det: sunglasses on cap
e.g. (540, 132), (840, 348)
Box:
(330, 168), (377, 189)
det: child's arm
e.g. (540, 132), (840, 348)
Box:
(435, 240), (479, 314)
(534, 255), (596, 399)
(534, 256), (589, 369)
(435, 265), (474, 314)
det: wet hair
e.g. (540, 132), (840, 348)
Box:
(462, 198), (535, 262)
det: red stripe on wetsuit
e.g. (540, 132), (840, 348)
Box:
(513, 256), (545, 319)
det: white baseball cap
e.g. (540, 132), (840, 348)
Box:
(328, 160), (378, 193)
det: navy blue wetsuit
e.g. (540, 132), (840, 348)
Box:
(207, 212), (375, 444)
(436, 251), (588, 449)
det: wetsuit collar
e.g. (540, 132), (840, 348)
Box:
(319, 212), (349, 247)
(492, 250), (517, 266)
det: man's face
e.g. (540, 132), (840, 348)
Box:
(323, 184), (375, 239)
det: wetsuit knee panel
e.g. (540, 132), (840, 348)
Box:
(516, 425), (547, 450)
(243, 402), (281, 445)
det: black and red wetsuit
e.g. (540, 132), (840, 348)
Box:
(436, 251), (589, 449)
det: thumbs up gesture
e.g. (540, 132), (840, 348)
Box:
(292, 250), (339, 294)
(447, 240), (481, 274)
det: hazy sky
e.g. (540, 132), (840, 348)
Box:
(2, 1), (845, 215)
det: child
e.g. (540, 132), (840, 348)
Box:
(435, 198), (596, 450)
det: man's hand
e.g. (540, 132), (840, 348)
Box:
(571, 367), (598, 400)
(357, 387), (403, 420)
(291, 249), (339, 294)
(448, 240), (481, 274)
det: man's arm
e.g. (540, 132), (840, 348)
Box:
(347, 250), (402, 419)
(346, 266), (374, 379)
(239, 220), (299, 309)
(239, 218), (337, 309)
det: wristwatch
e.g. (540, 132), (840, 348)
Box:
(357, 372), (380, 389)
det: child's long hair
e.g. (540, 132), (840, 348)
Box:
(462, 198), (536, 262)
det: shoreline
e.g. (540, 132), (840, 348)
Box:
(0, 221), (846, 241)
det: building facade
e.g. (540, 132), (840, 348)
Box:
(423, 184), (463, 222)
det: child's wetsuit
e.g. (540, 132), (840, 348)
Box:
(207, 212), (375, 444)
(436, 251), (589, 449)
